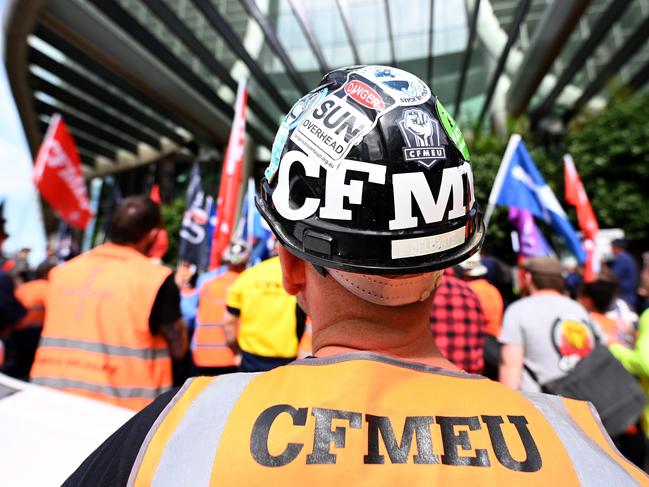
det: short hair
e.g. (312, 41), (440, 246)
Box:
(529, 272), (564, 292)
(108, 196), (162, 245)
(581, 279), (616, 312)
(35, 262), (56, 279)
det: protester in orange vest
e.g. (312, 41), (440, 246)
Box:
(31, 196), (188, 411)
(64, 67), (647, 486)
(2, 262), (55, 380)
(191, 241), (250, 375)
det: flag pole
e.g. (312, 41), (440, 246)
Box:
(483, 133), (521, 229)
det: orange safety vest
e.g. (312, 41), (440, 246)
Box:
(128, 354), (648, 486)
(30, 243), (173, 411)
(14, 278), (49, 331)
(468, 279), (504, 337)
(192, 270), (240, 368)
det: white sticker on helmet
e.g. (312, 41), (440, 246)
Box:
(291, 94), (371, 172)
(357, 66), (431, 106)
(290, 68), (403, 172)
(391, 227), (466, 259)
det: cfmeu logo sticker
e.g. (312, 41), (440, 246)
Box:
(398, 109), (446, 168)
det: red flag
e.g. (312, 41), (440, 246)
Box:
(147, 184), (169, 259)
(32, 114), (93, 229)
(209, 80), (248, 270)
(564, 154), (599, 281)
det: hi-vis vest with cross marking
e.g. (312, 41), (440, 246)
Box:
(128, 354), (648, 486)
(30, 243), (173, 411)
(192, 270), (240, 368)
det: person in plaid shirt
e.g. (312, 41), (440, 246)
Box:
(430, 269), (486, 374)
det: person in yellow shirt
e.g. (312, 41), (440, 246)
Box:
(225, 255), (305, 372)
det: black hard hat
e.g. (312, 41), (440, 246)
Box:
(256, 65), (484, 275)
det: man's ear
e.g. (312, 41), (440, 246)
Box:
(277, 245), (306, 295)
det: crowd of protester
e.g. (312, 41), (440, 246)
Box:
(1, 195), (649, 470)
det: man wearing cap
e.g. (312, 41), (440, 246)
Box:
(65, 67), (647, 485)
(499, 256), (599, 393)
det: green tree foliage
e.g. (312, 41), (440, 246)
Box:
(566, 91), (649, 240)
(468, 90), (649, 260)
(160, 196), (185, 266)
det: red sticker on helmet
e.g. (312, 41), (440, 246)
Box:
(344, 80), (385, 110)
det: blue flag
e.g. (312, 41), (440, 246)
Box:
(237, 179), (273, 265)
(487, 134), (586, 264)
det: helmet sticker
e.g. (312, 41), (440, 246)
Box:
(357, 66), (431, 106)
(391, 226), (466, 259)
(397, 108), (446, 169)
(286, 89), (328, 129)
(435, 98), (471, 162)
(265, 88), (328, 181)
(343, 80), (385, 110)
(290, 70), (400, 172)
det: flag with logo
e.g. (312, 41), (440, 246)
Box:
(32, 114), (93, 229)
(179, 163), (213, 270)
(209, 79), (248, 270)
(147, 184), (169, 260)
(508, 207), (554, 258)
(485, 134), (586, 264)
(564, 154), (599, 281)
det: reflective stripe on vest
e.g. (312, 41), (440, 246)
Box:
(31, 377), (166, 400)
(129, 355), (648, 485)
(38, 336), (170, 360)
(128, 373), (261, 487)
(521, 392), (638, 485)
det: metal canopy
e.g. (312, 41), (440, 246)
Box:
(30, 74), (161, 149)
(287, 0), (329, 75)
(190, 0), (290, 113)
(85, 0), (274, 143)
(3, 0), (649, 179)
(565, 14), (649, 121)
(630, 59), (649, 92)
(33, 26), (194, 145)
(532, 0), (632, 123)
(240, 0), (309, 93)
(454, 0), (481, 118)
(506, 0), (590, 117)
(28, 49), (186, 146)
(35, 98), (138, 153)
(476, 0), (532, 131)
(335, 0), (361, 65)
(426, 0), (435, 84)
(384, 0), (396, 66)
